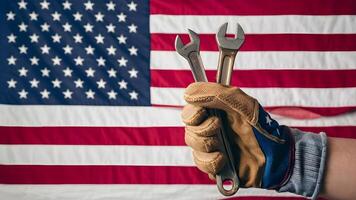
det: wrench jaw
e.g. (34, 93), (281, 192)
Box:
(216, 22), (245, 50)
(174, 29), (200, 59)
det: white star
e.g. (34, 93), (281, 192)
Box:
(18, 0), (27, 9)
(40, 0), (50, 9)
(106, 1), (116, 10)
(84, 23), (93, 32)
(52, 56), (62, 66)
(84, 1), (94, 10)
(85, 68), (95, 77)
(41, 23), (50, 32)
(106, 45), (116, 55)
(117, 57), (128, 67)
(52, 79), (62, 88)
(18, 45), (28, 54)
(63, 89), (73, 99)
(128, 68), (138, 78)
(107, 90), (117, 99)
(63, 45), (73, 54)
(40, 89), (50, 99)
(127, 1), (137, 11)
(107, 68), (117, 77)
(63, 67), (73, 77)
(52, 34), (62, 43)
(29, 12), (38, 21)
(95, 12), (104, 22)
(41, 68), (50, 77)
(73, 12), (83, 21)
(117, 12), (126, 22)
(117, 34), (127, 44)
(62, 22), (72, 32)
(29, 78), (39, 88)
(52, 12), (61, 21)
(128, 23), (137, 33)
(74, 56), (84, 66)
(18, 89), (28, 99)
(29, 33), (39, 43)
(73, 33), (83, 43)
(118, 80), (127, 89)
(96, 57), (106, 67)
(40, 45), (50, 54)
(30, 56), (39, 65)
(128, 46), (138, 56)
(129, 90), (138, 100)
(6, 12), (15, 21)
(86, 89), (95, 99)
(7, 79), (17, 88)
(106, 23), (115, 33)
(85, 45), (95, 55)
(95, 34), (104, 44)
(96, 79), (106, 88)
(62, 1), (72, 10)
(18, 67), (28, 77)
(74, 79), (84, 88)
(7, 56), (16, 65)
(7, 34), (16, 43)
(266, 115), (273, 126)
(18, 22), (28, 32)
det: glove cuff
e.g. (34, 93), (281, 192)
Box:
(278, 128), (327, 199)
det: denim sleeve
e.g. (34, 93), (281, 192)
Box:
(278, 128), (328, 200)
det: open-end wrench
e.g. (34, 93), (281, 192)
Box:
(214, 22), (245, 196)
(175, 28), (241, 196)
(175, 29), (207, 82)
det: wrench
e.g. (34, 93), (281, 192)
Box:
(175, 28), (241, 196)
(175, 29), (207, 82)
(215, 22), (245, 196)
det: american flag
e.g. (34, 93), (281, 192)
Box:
(0, 0), (355, 199)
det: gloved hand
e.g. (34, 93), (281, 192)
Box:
(182, 82), (294, 189)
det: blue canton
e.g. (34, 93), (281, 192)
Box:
(0, 0), (150, 105)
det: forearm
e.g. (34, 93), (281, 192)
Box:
(320, 137), (356, 200)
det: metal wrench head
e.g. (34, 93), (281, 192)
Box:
(175, 29), (200, 59)
(216, 22), (245, 50)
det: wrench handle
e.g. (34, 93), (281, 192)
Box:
(188, 52), (208, 82)
(215, 48), (240, 196)
(216, 50), (238, 85)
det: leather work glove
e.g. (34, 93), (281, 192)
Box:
(182, 82), (295, 189)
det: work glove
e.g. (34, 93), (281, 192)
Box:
(182, 82), (294, 189)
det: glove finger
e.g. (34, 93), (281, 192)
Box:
(185, 117), (221, 153)
(184, 82), (259, 124)
(181, 104), (208, 126)
(192, 150), (226, 175)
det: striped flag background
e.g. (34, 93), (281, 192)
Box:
(1, 0), (356, 199)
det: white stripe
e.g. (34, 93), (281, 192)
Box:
(151, 51), (356, 70)
(0, 185), (299, 200)
(0, 105), (355, 127)
(0, 145), (193, 166)
(151, 87), (356, 107)
(150, 15), (356, 34)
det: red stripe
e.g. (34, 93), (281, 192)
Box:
(0, 127), (184, 145)
(151, 70), (356, 88)
(151, 34), (356, 51)
(0, 165), (212, 184)
(150, 0), (356, 15)
(0, 126), (354, 145)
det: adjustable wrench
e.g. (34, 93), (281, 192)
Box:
(215, 22), (245, 196)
